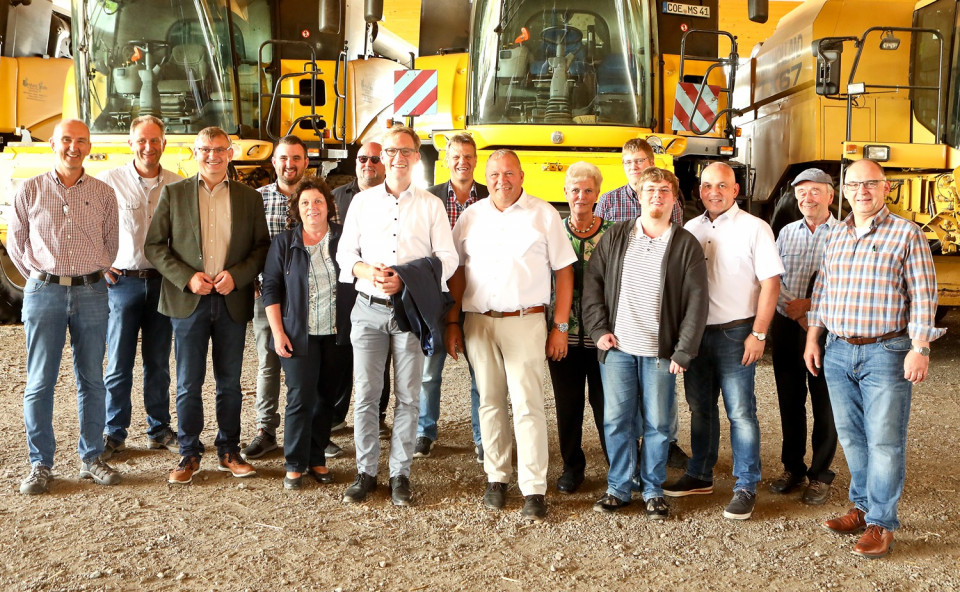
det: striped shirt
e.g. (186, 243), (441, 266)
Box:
(306, 233), (337, 335)
(614, 224), (669, 357)
(257, 183), (292, 238)
(442, 183), (482, 228)
(9, 171), (119, 278)
(776, 215), (838, 314)
(809, 206), (945, 342)
(595, 183), (684, 225)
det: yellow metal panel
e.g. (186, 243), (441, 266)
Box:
(933, 256), (960, 306)
(0, 57), (17, 134)
(13, 57), (72, 142)
(412, 53), (468, 138)
(823, 104), (871, 158)
(875, 97), (911, 143)
(464, 124), (654, 151)
(275, 59), (338, 144)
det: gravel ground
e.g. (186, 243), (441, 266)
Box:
(0, 311), (958, 591)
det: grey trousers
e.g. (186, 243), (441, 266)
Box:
(253, 296), (282, 436)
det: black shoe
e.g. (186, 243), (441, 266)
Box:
(556, 471), (584, 494)
(769, 470), (806, 494)
(413, 436), (435, 458)
(723, 489), (757, 520)
(342, 472), (377, 503)
(483, 482), (507, 510)
(283, 475), (302, 490)
(307, 467), (335, 484)
(802, 480), (831, 505)
(593, 493), (631, 513)
(645, 496), (669, 520)
(666, 441), (689, 470)
(241, 429), (277, 460)
(390, 474), (413, 506)
(324, 442), (343, 459)
(663, 474), (714, 497)
(521, 495), (547, 522)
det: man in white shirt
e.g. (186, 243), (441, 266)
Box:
(664, 162), (783, 521)
(336, 125), (458, 507)
(445, 149), (576, 522)
(97, 115), (182, 460)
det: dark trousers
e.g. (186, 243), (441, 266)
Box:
(547, 344), (608, 476)
(332, 349), (391, 424)
(771, 312), (837, 483)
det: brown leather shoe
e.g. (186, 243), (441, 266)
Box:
(823, 507), (866, 533)
(852, 525), (894, 559)
(218, 451), (257, 478)
(169, 456), (200, 484)
(802, 480), (831, 505)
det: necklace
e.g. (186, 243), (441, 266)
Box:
(569, 215), (596, 234)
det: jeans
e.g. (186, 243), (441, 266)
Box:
(104, 275), (173, 442)
(771, 313), (836, 483)
(548, 344), (607, 476)
(280, 335), (349, 472)
(684, 323), (762, 493)
(823, 333), (912, 531)
(22, 277), (110, 466)
(600, 349), (674, 501)
(252, 296), (282, 436)
(170, 294), (247, 458)
(417, 341), (482, 446)
(350, 298), (424, 478)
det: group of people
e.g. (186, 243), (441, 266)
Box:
(11, 118), (941, 560)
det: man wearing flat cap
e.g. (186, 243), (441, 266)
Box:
(769, 168), (838, 505)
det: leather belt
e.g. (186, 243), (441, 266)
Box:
(119, 268), (161, 279)
(837, 330), (906, 346)
(30, 270), (103, 286)
(358, 292), (393, 307)
(705, 317), (754, 331)
(482, 305), (545, 318)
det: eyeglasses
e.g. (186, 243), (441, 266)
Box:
(196, 146), (230, 155)
(384, 147), (417, 158)
(622, 157), (652, 167)
(642, 187), (673, 196)
(843, 179), (884, 191)
(357, 155), (381, 164)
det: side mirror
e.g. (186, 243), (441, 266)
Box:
(319, 0), (341, 35)
(748, 0), (768, 24)
(365, 0), (384, 24)
(812, 38), (843, 96)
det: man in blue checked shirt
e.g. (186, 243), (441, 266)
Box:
(769, 168), (839, 506)
(805, 159), (945, 559)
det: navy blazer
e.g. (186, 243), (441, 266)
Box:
(260, 222), (357, 354)
(393, 257), (453, 356)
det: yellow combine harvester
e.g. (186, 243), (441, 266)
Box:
(733, 0), (960, 306)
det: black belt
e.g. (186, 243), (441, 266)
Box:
(836, 330), (906, 346)
(119, 268), (161, 279)
(705, 317), (754, 331)
(30, 270), (103, 286)
(358, 292), (393, 307)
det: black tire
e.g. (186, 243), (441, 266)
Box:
(0, 244), (25, 324)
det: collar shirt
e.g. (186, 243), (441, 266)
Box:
(444, 182), (482, 228)
(595, 183), (684, 224)
(809, 206), (945, 342)
(684, 202), (783, 325)
(97, 161), (181, 270)
(197, 177), (232, 277)
(453, 192), (577, 313)
(257, 182), (292, 239)
(776, 215), (838, 315)
(8, 170), (119, 278)
(336, 183), (458, 298)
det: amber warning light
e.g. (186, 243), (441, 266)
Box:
(302, 29), (310, 39)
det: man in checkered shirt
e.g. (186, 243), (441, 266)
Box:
(805, 158), (945, 559)
(9, 119), (121, 495)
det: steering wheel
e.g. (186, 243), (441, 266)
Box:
(125, 39), (172, 67)
(541, 26), (583, 51)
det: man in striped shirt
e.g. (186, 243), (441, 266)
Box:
(804, 159), (945, 559)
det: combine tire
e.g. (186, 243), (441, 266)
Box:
(0, 244), (24, 324)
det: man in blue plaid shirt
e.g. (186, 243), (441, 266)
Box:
(805, 159), (945, 559)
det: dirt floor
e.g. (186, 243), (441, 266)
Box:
(0, 310), (958, 592)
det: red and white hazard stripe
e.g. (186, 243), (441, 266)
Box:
(672, 82), (721, 133)
(394, 70), (438, 117)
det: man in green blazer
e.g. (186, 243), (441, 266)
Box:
(145, 126), (270, 485)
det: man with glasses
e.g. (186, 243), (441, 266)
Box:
(769, 168), (839, 506)
(145, 126), (270, 484)
(336, 125), (457, 506)
(414, 133), (488, 461)
(665, 162), (783, 521)
(804, 159), (943, 559)
(241, 136), (309, 461)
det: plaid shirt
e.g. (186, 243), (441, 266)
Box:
(595, 183), (684, 225)
(9, 171), (119, 278)
(809, 206), (945, 342)
(442, 183), (482, 228)
(257, 183), (290, 239)
(775, 215), (838, 315)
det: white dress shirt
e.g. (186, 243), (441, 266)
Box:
(684, 202), (783, 325)
(336, 183), (458, 297)
(453, 192), (576, 313)
(97, 161), (182, 270)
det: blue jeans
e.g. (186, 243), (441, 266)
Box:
(22, 277), (110, 466)
(170, 294), (247, 458)
(823, 333), (912, 531)
(104, 275), (172, 441)
(416, 345), (482, 446)
(600, 349), (675, 501)
(684, 324), (762, 493)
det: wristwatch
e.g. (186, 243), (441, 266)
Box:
(912, 345), (930, 356)
(751, 330), (766, 341)
(554, 322), (569, 333)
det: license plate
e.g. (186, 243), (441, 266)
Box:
(662, 2), (711, 18)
